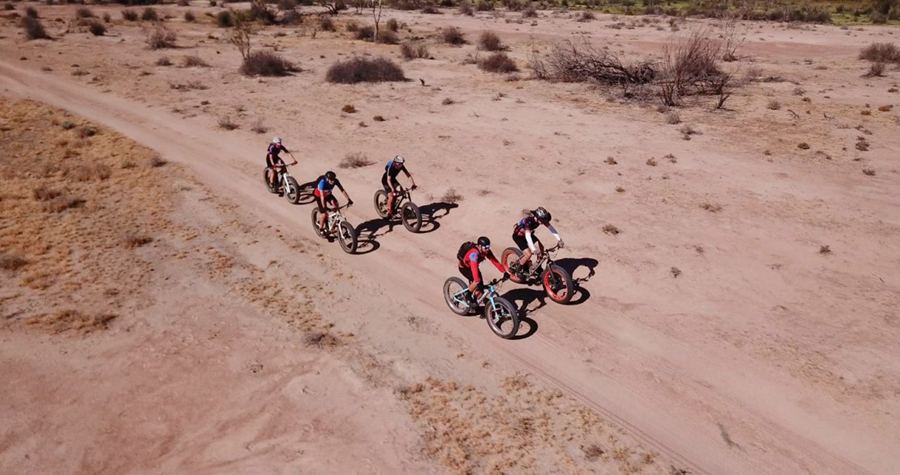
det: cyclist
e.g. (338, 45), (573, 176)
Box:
(458, 236), (508, 303)
(315, 171), (353, 235)
(382, 155), (416, 216)
(265, 137), (297, 190)
(509, 207), (564, 278)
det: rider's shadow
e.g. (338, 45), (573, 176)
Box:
(355, 218), (391, 254)
(417, 202), (459, 233)
(501, 288), (546, 340)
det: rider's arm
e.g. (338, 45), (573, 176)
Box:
(547, 224), (561, 242)
(337, 181), (352, 203)
(487, 251), (506, 273)
(468, 252), (482, 284)
(404, 167), (416, 187)
(525, 230), (537, 253)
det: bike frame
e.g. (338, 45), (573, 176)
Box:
(322, 204), (349, 233)
(524, 244), (560, 278)
(272, 165), (293, 188)
(451, 280), (503, 313)
(388, 187), (414, 214)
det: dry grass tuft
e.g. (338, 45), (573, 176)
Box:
(479, 30), (503, 51)
(0, 253), (28, 271)
(150, 155), (168, 167)
(602, 224), (620, 235)
(32, 186), (62, 201)
(767, 99), (781, 110)
(582, 444), (604, 461)
(88, 21), (106, 36)
(400, 42), (430, 60)
(700, 202), (723, 213)
(479, 53), (518, 73)
(670, 267), (682, 278)
(440, 26), (467, 45)
(182, 55), (210, 68)
(21, 17), (50, 40)
(29, 310), (117, 335)
(646, 157), (657, 166)
(217, 116), (239, 130)
(605, 156), (617, 165)
(156, 56), (172, 67)
(441, 188), (463, 204)
(797, 142), (810, 150)
(863, 62), (885, 78)
(124, 234), (153, 248)
(665, 112), (681, 124)
(122, 9), (138, 21)
(819, 245), (831, 255)
(339, 152), (372, 169)
(342, 104), (356, 113)
(147, 27), (177, 49)
(303, 331), (341, 348)
(240, 50), (299, 77)
(859, 43), (900, 64)
(442, 97), (455, 105)
(863, 168), (876, 176)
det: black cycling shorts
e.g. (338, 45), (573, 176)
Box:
(266, 156), (284, 169)
(316, 194), (338, 213)
(381, 173), (397, 193)
(512, 232), (540, 251)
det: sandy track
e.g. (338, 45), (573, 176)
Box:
(1, 38), (896, 474)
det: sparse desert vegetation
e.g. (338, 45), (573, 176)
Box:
(240, 50), (298, 77)
(339, 152), (372, 169)
(326, 57), (405, 84)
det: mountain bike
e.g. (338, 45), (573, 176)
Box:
(442, 277), (519, 339)
(263, 164), (301, 204)
(373, 185), (422, 233)
(311, 203), (357, 254)
(501, 244), (574, 304)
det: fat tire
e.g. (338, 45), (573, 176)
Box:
(501, 247), (526, 284)
(338, 221), (358, 254)
(543, 264), (574, 304)
(285, 176), (301, 204)
(373, 190), (390, 218)
(485, 297), (520, 339)
(311, 209), (327, 239)
(401, 202), (423, 233)
(443, 277), (471, 316)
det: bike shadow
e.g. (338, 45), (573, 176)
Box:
(295, 181), (317, 205)
(417, 202), (459, 234)
(355, 218), (396, 246)
(554, 257), (598, 285)
(501, 288), (547, 340)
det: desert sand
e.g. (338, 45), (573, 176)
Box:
(1, 2), (899, 474)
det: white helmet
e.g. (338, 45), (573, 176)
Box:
(394, 155), (405, 164)
(272, 137), (282, 144)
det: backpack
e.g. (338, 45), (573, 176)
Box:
(457, 241), (477, 262)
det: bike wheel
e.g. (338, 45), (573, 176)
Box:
(542, 264), (574, 304)
(485, 297), (520, 339)
(373, 190), (390, 218)
(311, 209), (327, 239)
(284, 176), (301, 204)
(501, 247), (526, 284)
(400, 202), (423, 233)
(443, 277), (471, 316)
(263, 169), (277, 193)
(337, 221), (358, 254)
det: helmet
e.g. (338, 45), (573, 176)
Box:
(272, 137), (282, 144)
(394, 155), (405, 164)
(532, 207), (551, 222)
(325, 171), (336, 180)
(477, 236), (491, 248)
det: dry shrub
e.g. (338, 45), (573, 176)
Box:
(339, 152), (372, 168)
(401, 41), (429, 60)
(240, 50), (298, 77)
(184, 11), (196, 22)
(767, 99), (780, 110)
(521, 6), (536, 17)
(475, 0), (493, 10)
(577, 11), (594, 22)
(141, 7), (158, 21)
(43, 195), (84, 213)
(646, 157), (657, 166)
(797, 142), (810, 150)
(342, 104), (356, 113)
(859, 43), (900, 64)
(319, 16), (335, 31)
(386, 18), (400, 32)
(441, 187), (463, 203)
(78, 126), (97, 138)
(479, 30), (503, 51)
(441, 26), (466, 45)
(0, 253), (28, 272)
(602, 224), (619, 235)
(218, 116), (239, 130)
(303, 331), (341, 348)
(819, 245), (831, 255)
(215, 10), (232, 27)
(251, 120), (267, 134)
(150, 155), (168, 167)
(863, 63), (885, 78)
(33, 186), (62, 201)
(122, 9), (138, 21)
(124, 234), (153, 248)
(459, 1), (473, 15)
(657, 30), (724, 106)
(878, 104), (893, 112)
(671, 267), (681, 278)
(182, 55), (210, 67)
(355, 25), (399, 44)
(76, 7), (94, 18)
(21, 17), (50, 40)
(326, 57), (405, 84)
(605, 156), (617, 165)
(345, 20), (360, 32)
(700, 202), (722, 212)
(421, 5), (440, 14)
(67, 164), (111, 181)
(479, 53), (518, 73)
(30, 310), (117, 335)
(442, 97), (455, 105)
(666, 111), (681, 124)
(863, 168), (876, 176)
(534, 39), (654, 90)
(582, 444), (604, 461)
(88, 21), (106, 36)
(147, 27), (176, 49)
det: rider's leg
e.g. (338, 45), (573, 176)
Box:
(317, 198), (328, 232)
